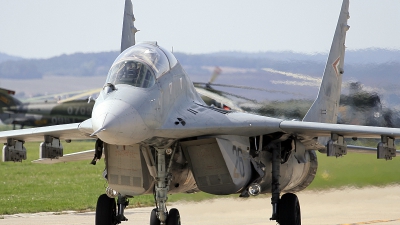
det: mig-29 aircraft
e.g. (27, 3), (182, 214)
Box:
(1, 0), (400, 225)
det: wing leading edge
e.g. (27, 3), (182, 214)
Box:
(280, 120), (400, 139)
(0, 118), (93, 143)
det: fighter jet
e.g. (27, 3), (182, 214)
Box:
(1, 1), (399, 225)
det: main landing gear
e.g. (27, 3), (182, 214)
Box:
(150, 147), (181, 225)
(95, 193), (129, 225)
(95, 194), (116, 225)
(94, 145), (181, 225)
(270, 142), (301, 225)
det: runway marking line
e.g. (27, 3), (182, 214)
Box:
(340, 218), (400, 225)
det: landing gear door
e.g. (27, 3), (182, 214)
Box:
(181, 135), (252, 195)
(216, 135), (252, 188)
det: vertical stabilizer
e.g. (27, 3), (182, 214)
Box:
(303, 0), (350, 124)
(0, 87), (22, 112)
(120, 0), (138, 53)
(0, 88), (22, 124)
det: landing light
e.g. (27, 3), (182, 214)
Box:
(248, 183), (261, 196)
(106, 186), (119, 198)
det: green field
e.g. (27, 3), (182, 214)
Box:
(1, 140), (399, 215)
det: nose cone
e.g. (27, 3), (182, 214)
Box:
(92, 99), (150, 145)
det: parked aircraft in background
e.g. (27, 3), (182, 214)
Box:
(0, 87), (95, 129)
(1, 1), (399, 225)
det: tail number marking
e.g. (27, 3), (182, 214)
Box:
(232, 145), (245, 178)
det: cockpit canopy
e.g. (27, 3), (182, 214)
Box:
(105, 42), (178, 88)
(106, 60), (155, 88)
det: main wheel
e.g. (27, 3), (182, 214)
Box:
(150, 208), (161, 225)
(95, 194), (117, 225)
(166, 208), (181, 225)
(278, 193), (301, 225)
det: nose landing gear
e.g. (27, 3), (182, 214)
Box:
(150, 145), (181, 225)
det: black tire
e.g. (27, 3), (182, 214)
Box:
(150, 208), (161, 225)
(167, 208), (181, 225)
(278, 193), (301, 225)
(95, 194), (117, 225)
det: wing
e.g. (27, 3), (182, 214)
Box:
(279, 120), (399, 158)
(157, 108), (400, 139)
(155, 108), (399, 159)
(279, 120), (400, 139)
(0, 119), (93, 143)
(0, 119), (95, 163)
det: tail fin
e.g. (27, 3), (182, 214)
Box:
(120, 0), (138, 53)
(0, 87), (22, 112)
(302, 0), (350, 123)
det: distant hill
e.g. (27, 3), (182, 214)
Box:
(0, 52), (22, 63)
(0, 51), (118, 79)
(0, 48), (399, 79)
(34, 51), (119, 77)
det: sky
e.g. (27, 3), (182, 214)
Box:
(0, 0), (399, 59)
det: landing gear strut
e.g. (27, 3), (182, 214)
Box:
(116, 195), (129, 223)
(270, 143), (301, 225)
(150, 146), (181, 225)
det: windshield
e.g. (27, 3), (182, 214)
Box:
(113, 42), (177, 78)
(106, 60), (155, 88)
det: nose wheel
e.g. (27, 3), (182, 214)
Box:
(166, 208), (181, 225)
(150, 208), (160, 225)
(150, 208), (181, 225)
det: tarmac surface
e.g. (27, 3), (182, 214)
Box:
(1, 185), (400, 225)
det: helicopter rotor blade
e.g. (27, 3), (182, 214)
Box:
(193, 82), (304, 96)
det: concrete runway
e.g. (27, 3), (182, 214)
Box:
(2, 186), (400, 225)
